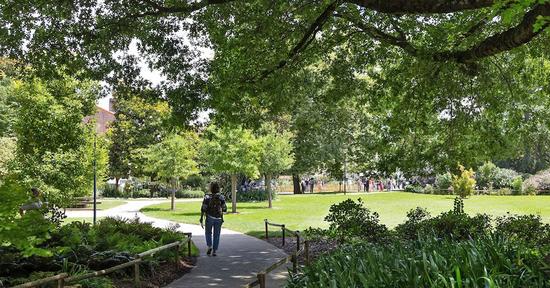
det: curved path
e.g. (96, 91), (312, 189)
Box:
(66, 200), (289, 288)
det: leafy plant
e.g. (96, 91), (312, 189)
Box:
(452, 165), (476, 198)
(287, 236), (549, 288)
(324, 198), (389, 243)
(435, 172), (453, 190)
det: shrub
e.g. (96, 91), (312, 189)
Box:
(452, 165), (476, 198)
(175, 189), (204, 199)
(395, 207), (431, 240)
(287, 236), (549, 288)
(524, 169), (550, 192)
(397, 198), (491, 241)
(324, 198), (389, 243)
(236, 189), (276, 202)
(494, 213), (550, 246)
(497, 187), (512, 195)
(493, 168), (520, 189)
(435, 172), (452, 190)
(423, 184), (435, 194)
(404, 184), (423, 193)
(476, 161), (498, 189)
(511, 176), (523, 195)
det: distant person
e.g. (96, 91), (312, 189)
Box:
(364, 178), (369, 192)
(309, 178), (314, 193)
(19, 187), (44, 216)
(200, 182), (227, 256)
(301, 179), (307, 193)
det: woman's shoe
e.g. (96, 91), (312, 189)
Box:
(212, 250), (217, 256)
(207, 248), (212, 256)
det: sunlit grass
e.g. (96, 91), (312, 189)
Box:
(141, 192), (550, 237)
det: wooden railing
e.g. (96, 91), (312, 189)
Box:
(244, 220), (310, 288)
(12, 233), (192, 288)
(264, 219), (304, 252)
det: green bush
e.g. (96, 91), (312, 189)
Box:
(236, 189), (277, 202)
(287, 236), (549, 288)
(494, 168), (521, 189)
(497, 187), (512, 195)
(494, 213), (550, 246)
(404, 184), (423, 193)
(396, 198), (491, 241)
(395, 207), (431, 240)
(175, 189), (204, 198)
(324, 198), (389, 243)
(452, 165), (476, 198)
(511, 176), (523, 195)
(434, 172), (452, 190)
(423, 184), (435, 194)
(476, 161), (498, 189)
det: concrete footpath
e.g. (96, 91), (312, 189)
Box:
(66, 200), (289, 287)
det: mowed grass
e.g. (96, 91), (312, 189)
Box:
(141, 192), (550, 237)
(97, 199), (126, 210)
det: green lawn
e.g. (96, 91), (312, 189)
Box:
(141, 192), (550, 237)
(97, 199), (126, 210)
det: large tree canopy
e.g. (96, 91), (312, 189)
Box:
(0, 1), (548, 120)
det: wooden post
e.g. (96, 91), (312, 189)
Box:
(258, 273), (266, 288)
(305, 240), (310, 265)
(291, 254), (297, 273)
(296, 231), (300, 252)
(175, 244), (180, 269)
(282, 225), (285, 246)
(264, 219), (269, 240)
(57, 278), (64, 288)
(187, 238), (192, 257)
(134, 262), (140, 288)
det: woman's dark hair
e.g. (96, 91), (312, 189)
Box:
(210, 182), (220, 194)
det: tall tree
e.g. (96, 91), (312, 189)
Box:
(200, 125), (260, 213)
(141, 132), (200, 211)
(12, 76), (102, 206)
(108, 94), (171, 190)
(258, 125), (294, 208)
(0, 1), (547, 123)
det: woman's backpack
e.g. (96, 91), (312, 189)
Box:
(207, 194), (224, 220)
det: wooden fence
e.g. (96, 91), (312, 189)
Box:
(12, 233), (192, 288)
(243, 220), (310, 288)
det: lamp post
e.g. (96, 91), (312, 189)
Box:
(93, 131), (97, 225)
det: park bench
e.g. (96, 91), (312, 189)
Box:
(69, 197), (102, 208)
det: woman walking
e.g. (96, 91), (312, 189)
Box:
(200, 182), (227, 256)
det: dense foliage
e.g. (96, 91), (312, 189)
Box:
(1, 217), (194, 287)
(290, 197), (550, 287)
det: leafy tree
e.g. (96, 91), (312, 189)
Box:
(11, 76), (101, 206)
(0, 137), (16, 179)
(258, 125), (294, 208)
(0, 1), (547, 123)
(201, 125), (260, 213)
(141, 132), (200, 211)
(108, 95), (171, 191)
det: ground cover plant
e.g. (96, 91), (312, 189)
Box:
(0, 217), (197, 287)
(141, 192), (550, 237)
(287, 198), (550, 288)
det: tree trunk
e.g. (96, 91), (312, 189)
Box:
(292, 174), (302, 194)
(170, 178), (176, 211)
(231, 174), (237, 213)
(266, 174), (273, 208)
(115, 177), (120, 196)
